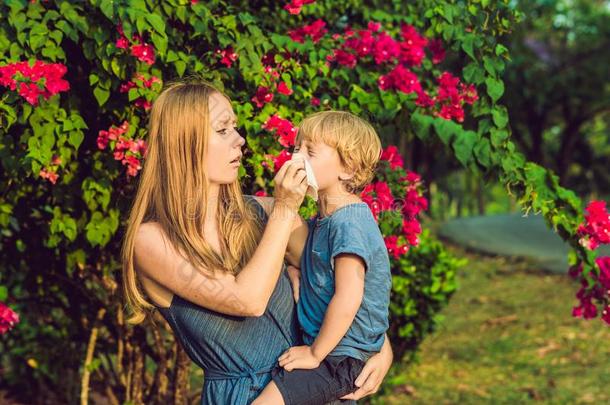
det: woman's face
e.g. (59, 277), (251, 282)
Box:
(206, 92), (246, 185)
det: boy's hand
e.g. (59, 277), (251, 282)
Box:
(286, 264), (301, 303)
(278, 345), (320, 371)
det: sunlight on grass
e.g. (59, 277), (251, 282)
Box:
(376, 243), (610, 404)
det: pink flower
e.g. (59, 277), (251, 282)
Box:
(375, 182), (394, 210)
(289, 19), (327, 43)
(131, 42), (155, 65)
(402, 218), (421, 246)
(123, 155), (142, 177)
(283, 0), (316, 15)
(372, 32), (400, 65)
(327, 49), (357, 68)
(18, 81), (42, 106)
(438, 103), (464, 123)
(0, 60), (69, 105)
(577, 201), (610, 250)
(368, 21), (381, 32)
(251, 86), (274, 108)
(39, 167), (58, 184)
(272, 149), (293, 172)
(602, 306), (610, 325)
(380, 145), (404, 169)
(217, 46), (238, 68)
(120, 81), (136, 93)
(596, 256), (610, 290)
(116, 37), (129, 49)
(360, 182), (394, 213)
(378, 65), (421, 94)
(402, 189), (428, 218)
(277, 81), (293, 96)
(310, 97), (320, 106)
(134, 98), (152, 110)
(344, 30), (374, 58)
(460, 83), (478, 105)
(428, 39), (445, 64)
(403, 170), (421, 184)
(263, 115), (298, 147)
(415, 90), (434, 108)
(255, 190), (268, 197)
(384, 235), (409, 259)
(399, 24), (428, 66)
(0, 302), (19, 334)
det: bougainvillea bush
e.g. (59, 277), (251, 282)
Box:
(0, 0), (606, 403)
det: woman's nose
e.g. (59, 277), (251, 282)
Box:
(235, 131), (246, 147)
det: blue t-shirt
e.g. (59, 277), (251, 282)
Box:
(296, 202), (392, 362)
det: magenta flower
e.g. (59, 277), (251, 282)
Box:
(0, 302), (19, 334)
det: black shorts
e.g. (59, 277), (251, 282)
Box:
(270, 355), (365, 405)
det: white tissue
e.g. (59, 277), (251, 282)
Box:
(291, 153), (319, 201)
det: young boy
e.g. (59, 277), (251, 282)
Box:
(253, 111), (392, 405)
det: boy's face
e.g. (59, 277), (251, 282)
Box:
(294, 139), (350, 193)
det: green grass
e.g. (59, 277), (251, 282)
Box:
(376, 243), (610, 405)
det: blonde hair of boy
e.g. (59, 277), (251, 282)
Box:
(296, 111), (382, 194)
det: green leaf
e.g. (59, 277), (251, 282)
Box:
(433, 117), (460, 145)
(492, 106), (509, 128)
(490, 128), (508, 147)
(100, 1), (114, 19)
(461, 34), (475, 60)
(175, 60), (186, 77)
(495, 44), (508, 57)
(485, 78), (504, 102)
(0, 286), (7, 301)
(473, 137), (491, 168)
(68, 131), (84, 149)
(151, 34), (168, 57)
(452, 130), (479, 167)
(93, 86), (110, 106)
(145, 14), (166, 35)
(462, 62), (485, 84)
(411, 112), (433, 140)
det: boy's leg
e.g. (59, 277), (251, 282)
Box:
(251, 381), (285, 405)
(263, 355), (364, 405)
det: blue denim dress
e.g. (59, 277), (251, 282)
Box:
(157, 195), (302, 404)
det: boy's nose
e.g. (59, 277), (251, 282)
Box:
(291, 151), (307, 161)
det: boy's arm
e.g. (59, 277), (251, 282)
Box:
(310, 253), (365, 361)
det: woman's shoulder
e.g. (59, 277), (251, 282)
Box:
(248, 194), (274, 217)
(134, 221), (174, 308)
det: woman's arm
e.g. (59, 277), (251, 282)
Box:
(340, 332), (394, 400)
(254, 196), (308, 267)
(135, 160), (307, 317)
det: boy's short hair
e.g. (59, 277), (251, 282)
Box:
(296, 111), (382, 194)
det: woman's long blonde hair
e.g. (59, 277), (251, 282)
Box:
(121, 78), (263, 324)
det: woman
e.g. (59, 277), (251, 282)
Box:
(121, 78), (393, 404)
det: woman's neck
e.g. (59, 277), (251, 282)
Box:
(205, 183), (221, 225)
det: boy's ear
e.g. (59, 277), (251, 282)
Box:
(338, 170), (354, 181)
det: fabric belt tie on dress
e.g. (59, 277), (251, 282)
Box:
(204, 364), (276, 388)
